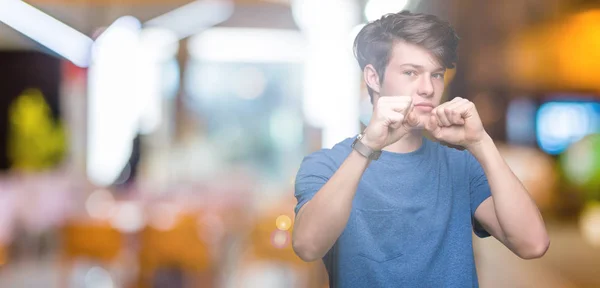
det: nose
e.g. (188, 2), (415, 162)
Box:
(417, 74), (434, 98)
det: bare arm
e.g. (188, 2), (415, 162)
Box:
(293, 95), (420, 262)
(470, 135), (550, 259)
(425, 97), (549, 259)
(292, 150), (370, 261)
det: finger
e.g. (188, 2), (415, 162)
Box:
(385, 111), (405, 129)
(455, 100), (475, 118)
(433, 104), (452, 127)
(450, 96), (465, 104)
(404, 106), (421, 128)
(425, 113), (438, 132)
(443, 100), (467, 125)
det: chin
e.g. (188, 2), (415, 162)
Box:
(414, 115), (429, 129)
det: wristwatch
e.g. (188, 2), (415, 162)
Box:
(352, 133), (382, 161)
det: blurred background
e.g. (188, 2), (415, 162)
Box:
(0, 0), (599, 287)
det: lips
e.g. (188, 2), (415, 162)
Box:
(414, 102), (434, 108)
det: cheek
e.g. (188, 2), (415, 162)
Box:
(433, 82), (445, 104)
(380, 77), (414, 96)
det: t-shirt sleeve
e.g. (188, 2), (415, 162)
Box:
(294, 151), (336, 216)
(467, 152), (492, 238)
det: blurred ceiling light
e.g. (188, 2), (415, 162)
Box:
(292, 0), (361, 148)
(94, 16), (141, 48)
(0, 0), (93, 67)
(87, 16), (142, 187)
(145, 0), (234, 40)
(364, 0), (410, 22)
(188, 28), (305, 63)
(292, 0), (357, 33)
(138, 27), (179, 62)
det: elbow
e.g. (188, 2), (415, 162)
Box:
(292, 235), (323, 262)
(517, 236), (550, 260)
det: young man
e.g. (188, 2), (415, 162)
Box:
(292, 11), (549, 287)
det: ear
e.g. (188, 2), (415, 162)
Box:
(363, 64), (381, 95)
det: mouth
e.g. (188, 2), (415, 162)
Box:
(414, 102), (434, 112)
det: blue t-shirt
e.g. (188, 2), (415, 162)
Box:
(294, 136), (492, 287)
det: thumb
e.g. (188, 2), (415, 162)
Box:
(404, 109), (420, 128)
(425, 114), (438, 132)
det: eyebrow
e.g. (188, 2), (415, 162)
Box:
(399, 63), (446, 73)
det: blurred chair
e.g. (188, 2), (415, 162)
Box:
(137, 213), (214, 288)
(60, 220), (123, 287)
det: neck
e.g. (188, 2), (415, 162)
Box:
(383, 130), (424, 153)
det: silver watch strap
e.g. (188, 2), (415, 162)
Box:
(352, 134), (381, 160)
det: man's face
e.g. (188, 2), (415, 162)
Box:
(375, 41), (446, 128)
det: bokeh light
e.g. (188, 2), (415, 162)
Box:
(271, 230), (289, 249)
(148, 202), (181, 231)
(580, 202), (600, 248)
(560, 134), (600, 200)
(275, 215), (292, 231)
(109, 201), (145, 233)
(84, 266), (115, 288)
(536, 101), (600, 155)
(232, 67), (267, 100)
(85, 189), (117, 220)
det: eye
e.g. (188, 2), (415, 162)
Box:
(403, 70), (417, 76)
(432, 73), (445, 80)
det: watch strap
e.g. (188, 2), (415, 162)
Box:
(352, 134), (381, 161)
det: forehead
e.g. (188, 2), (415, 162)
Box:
(388, 41), (443, 70)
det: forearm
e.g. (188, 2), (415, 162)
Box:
(469, 135), (549, 255)
(293, 150), (370, 261)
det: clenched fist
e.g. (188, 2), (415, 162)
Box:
(362, 96), (421, 151)
(425, 97), (487, 149)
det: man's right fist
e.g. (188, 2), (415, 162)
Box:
(361, 96), (420, 151)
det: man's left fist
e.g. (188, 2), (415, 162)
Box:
(425, 97), (487, 149)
